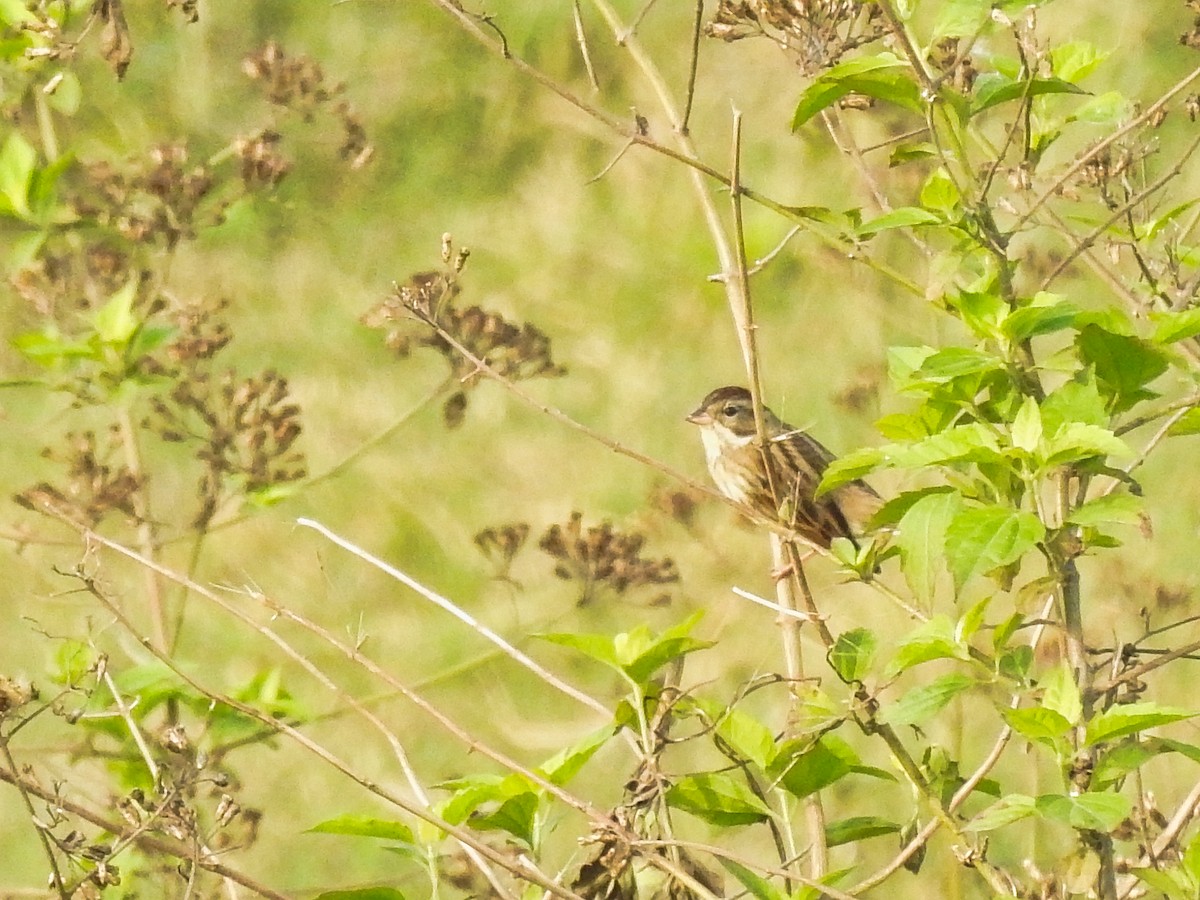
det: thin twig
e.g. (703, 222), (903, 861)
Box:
(1015, 62), (1200, 231)
(297, 517), (612, 719)
(1040, 132), (1200, 290)
(572, 0), (600, 92)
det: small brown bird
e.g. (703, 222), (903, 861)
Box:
(686, 386), (881, 548)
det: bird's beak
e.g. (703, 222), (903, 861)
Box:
(685, 406), (711, 426)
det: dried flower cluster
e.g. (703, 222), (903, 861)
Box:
(16, 430), (140, 526)
(707, 0), (885, 72)
(362, 237), (566, 427)
(242, 42), (375, 169)
(538, 512), (679, 605)
(150, 369), (306, 527)
(473, 523), (530, 581)
(75, 145), (217, 249)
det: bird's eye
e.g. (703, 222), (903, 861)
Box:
(722, 404), (739, 417)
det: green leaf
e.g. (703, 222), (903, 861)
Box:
(970, 73), (1088, 117)
(471, 791), (538, 846)
(0, 131), (36, 217)
(1084, 702), (1195, 746)
(771, 736), (856, 799)
(1002, 299), (1079, 342)
(307, 816), (415, 843)
(719, 858), (787, 900)
(825, 816), (900, 847)
(1002, 707), (1073, 746)
(1169, 408), (1200, 436)
(909, 347), (1004, 384)
(1071, 91), (1133, 126)
(616, 613), (712, 683)
(944, 505), (1044, 593)
(536, 631), (619, 670)
(888, 141), (938, 167)
(1050, 41), (1108, 82)
(1151, 306), (1200, 344)
(1090, 737), (1200, 787)
(1042, 422), (1131, 468)
(792, 53), (923, 130)
(880, 673), (974, 726)
(817, 447), (885, 495)
(931, 0), (994, 40)
(919, 168), (960, 217)
(1010, 396), (1043, 453)
(896, 492), (961, 606)
(707, 703), (777, 771)
(537, 724), (616, 785)
(93, 279), (140, 345)
(886, 615), (969, 677)
(857, 206), (942, 237)
(1076, 324), (1170, 413)
(666, 772), (772, 826)
(967, 793), (1038, 832)
(1041, 661), (1082, 725)
(1067, 493), (1144, 528)
(1041, 376), (1109, 432)
(1037, 791), (1132, 832)
(829, 628), (877, 682)
(315, 889), (408, 900)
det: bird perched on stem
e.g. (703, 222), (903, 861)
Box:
(686, 385), (881, 549)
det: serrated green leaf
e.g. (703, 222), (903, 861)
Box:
(1041, 376), (1109, 432)
(967, 793), (1038, 831)
(886, 615), (969, 677)
(1042, 422), (1131, 468)
(307, 816), (416, 843)
(0, 132), (36, 217)
(771, 736), (856, 799)
(709, 704), (777, 771)
(1071, 90), (1132, 126)
(471, 791), (538, 846)
(920, 168), (960, 217)
(1011, 396), (1043, 453)
(816, 446), (885, 495)
(1169, 408), (1200, 436)
(825, 815), (900, 847)
(910, 347), (1004, 383)
(857, 206), (942, 237)
(792, 52), (922, 130)
(1077, 324), (1170, 413)
(888, 141), (938, 167)
(93, 279), (140, 345)
(1041, 661), (1082, 725)
(896, 492), (961, 606)
(536, 631), (619, 669)
(945, 505), (1044, 593)
(537, 723), (615, 785)
(829, 627), (877, 682)
(1002, 300), (1079, 342)
(1036, 791), (1132, 832)
(971, 73), (1088, 117)
(1050, 40), (1107, 81)
(1002, 707), (1073, 746)
(719, 858), (786, 900)
(315, 889), (408, 900)
(1085, 702), (1195, 746)
(880, 674), (974, 726)
(1067, 492), (1144, 527)
(666, 772), (772, 826)
(1151, 306), (1200, 344)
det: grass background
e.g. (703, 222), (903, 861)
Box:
(4, 0), (1200, 895)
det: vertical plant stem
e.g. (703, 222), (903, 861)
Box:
(116, 407), (168, 652)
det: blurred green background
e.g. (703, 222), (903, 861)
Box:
(4, 1), (1200, 896)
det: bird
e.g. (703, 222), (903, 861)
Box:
(685, 385), (881, 549)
